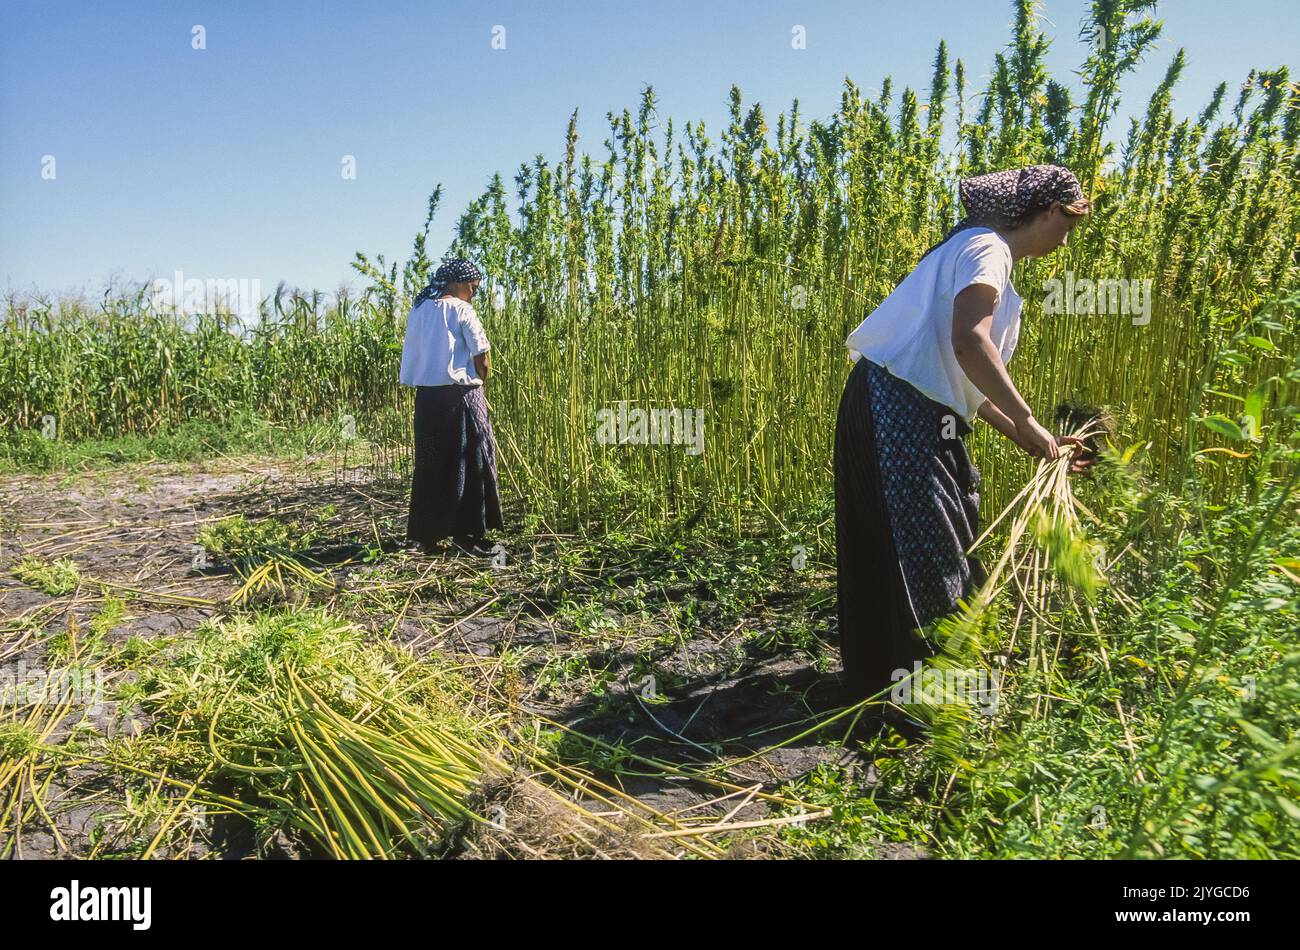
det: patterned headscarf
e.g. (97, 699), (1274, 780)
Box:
(919, 164), (1087, 261)
(414, 258), (484, 305)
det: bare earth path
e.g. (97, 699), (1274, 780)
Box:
(0, 454), (921, 858)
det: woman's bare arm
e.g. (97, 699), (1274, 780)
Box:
(952, 284), (1059, 460)
(976, 398), (1023, 449)
(951, 284), (1031, 425)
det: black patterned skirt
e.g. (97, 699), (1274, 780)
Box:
(834, 357), (987, 703)
(407, 384), (503, 545)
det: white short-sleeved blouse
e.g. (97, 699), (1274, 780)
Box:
(844, 227), (1021, 423)
(399, 297), (492, 388)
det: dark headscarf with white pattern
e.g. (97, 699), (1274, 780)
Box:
(919, 164), (1087, 262)
(414, 258), (484, 305)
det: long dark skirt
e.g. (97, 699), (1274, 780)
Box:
(834, 357), (987, 704)
(406, 384), (503, 546)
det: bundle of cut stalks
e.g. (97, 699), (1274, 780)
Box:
(900, 420), (1111, 763)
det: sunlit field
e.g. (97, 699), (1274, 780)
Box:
(2, 1), (1297, 860)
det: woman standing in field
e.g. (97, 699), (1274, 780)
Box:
(835, 165), (1094, 731)
(399, 258), (502, 555)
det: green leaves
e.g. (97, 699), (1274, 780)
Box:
(1165, 613), (1201, 645)
(1199, 374), (1277, 446)
(1200, 413), (1246, 441)
(1236, 718), (1282, 751)
(1241, 380), (1273, 441)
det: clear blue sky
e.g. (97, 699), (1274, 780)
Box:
(2, 0), (1296, 301)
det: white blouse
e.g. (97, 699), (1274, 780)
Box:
(399, 297), (492, 387)
(845, 227), (1021, 423)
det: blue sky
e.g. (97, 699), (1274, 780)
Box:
(2, 0), (1296, 301)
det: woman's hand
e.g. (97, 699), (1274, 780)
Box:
(978, 402), (1092, 473)
(1016, 424), (1096, 474)
(1056, 435), (1095, 474)
(1014, 415), (1059, 462)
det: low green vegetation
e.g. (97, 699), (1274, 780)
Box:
(13, 556), (80, 596)
(0, 1), (1295, 859)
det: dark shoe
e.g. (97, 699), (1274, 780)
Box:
(842, 705), (930, 746)
(882, 707), (931, 744)
(843, 708), (889, 743)
(452, 536), (494, 558)
(408, 538), (453, 557)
